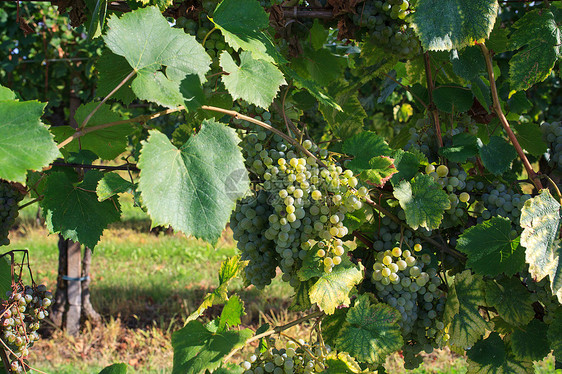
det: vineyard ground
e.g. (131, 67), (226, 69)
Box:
(4, 200), (559, 373)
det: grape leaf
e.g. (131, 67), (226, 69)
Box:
(411, 0), (499, 51)
(466, 332), (533, 374)
(103, 7), (211, 107)
(548, 309), (562, 360)
(509, 9), (561, 92)
(51, 102), (132, 160)
(295, 46), (344, 87)
(96, 173), (134, 201)
(362, 157), (397, 187)
(40, 171), (121, 249)
(478, 136), (517, 175)
(343, 132), (393, 173)
(96, 50), (136, 105)
(220, 51), (286, 109)
(443, 270), (489, 349)
(218, 295), (244, 331)
(137, 120), (249, 244)
(433, 85), (474, 113)
(323, 352), (363, 374)
(335, 295), (403, 364)
(0, 100), (61, 183)
(212, 0), (283, 64)
(171, 320), (252, 374)
(393, 174), (450, 230)
(98, 363), (128, 374)
(438, 133), (479, 163)
(484, 277), (534, 326)
(510, 319), (550, 361)
(456, 217), (525, 277)
(513, 123), (547, 157)
(508, 91), (532, 114)
(520, 190), (562, 303)
(309, 257), (363, 314)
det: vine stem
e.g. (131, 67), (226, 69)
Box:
(18, 197), (42, 210)
(201, 26), (217, 47)
(479, 43), (543, 191)
(423, 52), (443, 149)
(79, 70), (136, 131)
(223, 310), (324, 363)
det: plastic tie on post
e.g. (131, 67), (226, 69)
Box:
(61, 275), (89, 282)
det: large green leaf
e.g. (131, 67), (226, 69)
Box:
(466, 332), (533, 374)
(393, 174), (450, 230)
(98, 363), (128, 374)
(309, 257), (363, 315)
(137, 120), (249, 244)
(484, 277), (533, 326)
(289, 279), (313, 312)
(362, 157), (397, 187)
(513, 123), (548, 157)
(509, 9), (561, 92)
(520, 190), (562, 303)
(335, 295), (403, 364)
(220, 51), (286, 109)
(40, 171), (121, 248)
(284, 67), (341, 111)
(0, 258), (12, 299)
(171, 320), (252, 374)
(511, 319), (550, 361)
(293, 46), (344, 87)
(457, 217), (525, 276)
(322, 307), (348, 347)
(411, 0), (499, 51)
(451, 46), (487, 81)
(103, 7), (211, 107)
(51, 102), (132, 160)
(0, 85), (16, 100)
(212, 0), (283, 63)
(0, 100), (61, 183)
(478, 136), (517, 175)
(390, 150), (423, 186)
(443, 270), (489, 349)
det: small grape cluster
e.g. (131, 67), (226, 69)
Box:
(480, 183), (531, 226)
(540, 121), (562, 171)
(0, 181), (24, 246)
(1, 284), (52, 373)
(350, 0), (420, 58)
(240, 338), (327, 374)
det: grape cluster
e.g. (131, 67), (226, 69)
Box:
(480, 183), (531, 226)
(350, 0), (420, 58)
(233, 125), (367, 289)
(403, 119), (436, 158)
(231, 191), (279, 289)
(0, 181), (24, 246)
(1, 284), (52, 373)
(240, 338), (327, 374)
(540, 121), (562, 171)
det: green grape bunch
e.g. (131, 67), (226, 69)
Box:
(1, 284), (53, 373)
(240, 338), (328, 374)
(0, 181), (24, 247)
